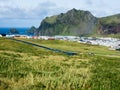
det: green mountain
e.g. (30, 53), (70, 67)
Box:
(38, 9), (98, 36)
(99, 14), (120, 34)
(38, 9), (120, 36)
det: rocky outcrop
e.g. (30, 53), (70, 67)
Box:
(38, 9), (120, 36)
(38, 9), (98, 36)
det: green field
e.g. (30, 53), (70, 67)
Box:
(0, 37), (120, 90)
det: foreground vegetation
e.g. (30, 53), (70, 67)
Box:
(0, 37), (120, 90)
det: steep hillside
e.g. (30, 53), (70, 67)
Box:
(38, 9), (120, 36)
(99, 14), (120, 34)
(38, 9), (98, 36)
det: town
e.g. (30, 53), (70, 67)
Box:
(0, 34), (120, 51)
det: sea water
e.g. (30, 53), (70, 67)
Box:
(0, 28), (29, 35)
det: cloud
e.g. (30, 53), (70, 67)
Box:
(32, 1), (66, 18)
(0, 0), (66, 27)
(0, 0), (120, 27)
(0, 1), (66, 19)
(0, 0), (120, 19)
(0, 18), (41, 27)
(1, 7), (26, 19)
(85, 0), (93, 5)
(33, 1), (57, 18)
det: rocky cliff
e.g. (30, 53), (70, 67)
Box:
(38, 9), (98, 36)
(38, 9), (120, 36)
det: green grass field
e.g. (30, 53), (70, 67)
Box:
(0, 37), (120, 90)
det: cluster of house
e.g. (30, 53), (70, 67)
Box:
(4, 35), (80, 41)
(79, 37), (120, 50)
(1, 34), (120, 50)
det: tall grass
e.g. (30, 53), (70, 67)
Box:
(0, 38), (120, 90)
(88, 56), (120, 90)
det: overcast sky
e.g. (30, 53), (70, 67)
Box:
(0, 0), (120, 27)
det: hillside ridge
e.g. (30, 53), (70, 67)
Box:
(38, 9), (120, 36)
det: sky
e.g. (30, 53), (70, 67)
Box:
(0, 0), (120, 27)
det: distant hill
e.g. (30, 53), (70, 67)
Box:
(38, 9), (120, 36)
(99, 14), (120, 34)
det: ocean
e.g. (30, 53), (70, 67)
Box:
(0, 28), (29, 35)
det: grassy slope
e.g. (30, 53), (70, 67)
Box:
(44, 16), (58, 24)
(19, 38), (120, 56)
(0, 37), (120, 90)
(103, 34), (120, 38)
(98, 14), (120, 38)
(99, 14), (120, 25)
(39, 9), (98, 36)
